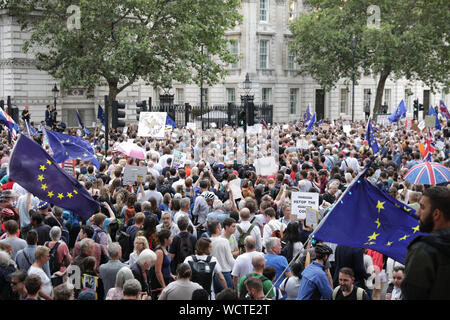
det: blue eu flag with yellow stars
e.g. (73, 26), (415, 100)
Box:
(45, 129), (100, 169)
(365, 118), (379, 154)
(8, 134), (100, 221)
(312, 165), (427, 264)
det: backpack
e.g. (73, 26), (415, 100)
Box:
(188, 255), (216, 294)
(116, 230), (132, 262)
(280, 240), (294, 262)
(239, 274), (270, 300)
(236, 224), (256, 254)
(332, 285), (365, 300)
(92, 228), (106, 244)
(175, 233), (194, 268)
(268, 223), (284, 240)
(46, 241), (62, 275)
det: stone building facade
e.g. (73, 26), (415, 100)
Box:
(0, 1), (447, 127)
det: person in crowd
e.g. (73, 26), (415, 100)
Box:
(27, 245), (53, 300)
(332, 267), (371, 300)
(130, 248), (157, 295)
(99, 242), (127, 296)
(105, 266), (134, 300)
(264, 237), (291, 289)
(386, 266), (405, 300)
(158, 263), (203, 300)
(9, 269), (28, 300)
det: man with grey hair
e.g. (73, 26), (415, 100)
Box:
(173, 197), (191, 224)
(130, 249), (156, 294)
(122, 279), (147, 300)
(45, 226), (72, 275)
(156, 211), (180, 237)
(264, 237), (291, 289)
(206, 199), (229, 223)
(99, 242), (127, 295)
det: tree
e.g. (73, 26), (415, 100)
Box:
(4, 0), (241, 108)
(289, 0), (449, 113)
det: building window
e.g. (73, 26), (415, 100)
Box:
(259, 40), (269, 69)
(262, 88), (271, 105)
(290, 88), (298, 114)
(384, 88), (391, 112)
(176, 88), (184, 105)
(201, 88), (208, 107)
(288, 0), (297, 22)
(404, 89), (412, 112)
(229, 40), (239, 69)
(226, 88), (236, 104)
(287, 46), (295, 70)
(260, 0), (268, 22)
(340, 88), (349, 114)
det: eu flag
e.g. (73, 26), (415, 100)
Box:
(365, 118), (379, 154)
(312, 166), (426, 264)
(25, 121), (39, 138)
(303, 104), (312, 125)
(76, 110), (90, 135)
(97, 105), (106, 125)
(8, 135), (100, 221)
(166, 115), (176, 129)
(45, 129), (100, 169)
(306, 113), (316, 132)
(427, 105), (441, 130)
(388, 100), (407, 123)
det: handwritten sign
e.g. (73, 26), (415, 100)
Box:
(305, 207), (319, 229)
(137, 112), (167, 138)
(254, 156), (278, 176)
(123, 165), (147, 186)
(291, 192), (319, 220)
(171, 150), (187, 169)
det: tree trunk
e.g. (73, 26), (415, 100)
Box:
(374, 67), (391, 114)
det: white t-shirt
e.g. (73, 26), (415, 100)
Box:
(28, 266), (52, 297)
(231, 251), (263, 280)
(262, 219), (286, 247)
(210, 237), (235, 273)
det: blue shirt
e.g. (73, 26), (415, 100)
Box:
(296, 261), (332, 300)
(264, 254), (290, 288)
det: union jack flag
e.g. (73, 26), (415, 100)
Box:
(439, 100), (450, 120)
(424, 128), (435, 162)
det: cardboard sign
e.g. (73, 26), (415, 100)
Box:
(122, 165), (147, 186)
(291, 192), (319, 220)
(171, 150), (187, 169)
(418, 120), (425, 131)
(254, 156), (278, 176)
(425, 115), (436, 128)
(305, 207), (319, 229)
(186, 122), (196, 130)
(137, 112), (167, 138)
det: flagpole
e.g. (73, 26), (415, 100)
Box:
(263, 160), (374, 299)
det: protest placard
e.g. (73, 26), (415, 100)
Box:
(122, 165), (148, 186)
(425, 115), (436, 128)
(291, 192), (319, 220)
(186, 122), (196, 130)
(171, 150), (187, 169)
(254, 156), (278, 176)
(137, 112), (167, 138)
(305, 207), (319, 229)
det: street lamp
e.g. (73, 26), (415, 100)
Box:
(351, 34), (356, 122)
(200, 43), (204, 130)
(52, 84), (59, 108)
(240, 73), (253, 160)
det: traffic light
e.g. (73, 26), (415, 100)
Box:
(112, 100), (126, 129)
(136, 100), (147, 120)
(419, 103), (424, 111)
(0, 100), (4, 111)
(10, 107), (19, 123)
(247, 101), (255, 126)
(413, 99), (419, 120)
(238, 110), (246, 127)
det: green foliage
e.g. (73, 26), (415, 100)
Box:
(4, 0), (242, 100)
(289, 0), (449, 106)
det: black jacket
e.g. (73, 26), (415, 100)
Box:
(402, 227), (450, 299)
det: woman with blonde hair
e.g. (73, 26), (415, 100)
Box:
(128, 236), (149, 266)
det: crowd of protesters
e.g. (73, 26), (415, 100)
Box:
(0, 112), (449, 300)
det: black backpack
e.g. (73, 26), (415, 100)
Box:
(46, 241), (61, 275)
(188, 255), (216, 294)
(281, 240), (294, 262)
(239, 274), (270, 300)
(176, 233), (194, 267)
(116, 230), (132, 262)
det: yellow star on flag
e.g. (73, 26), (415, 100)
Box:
(66, 192), (73, 199)
(368, 231), (380, 241)
(404, 206), (412, 212)
(376, 201), (385, 213)
(57, 193), (64, 200)
(412, 225), (420, 233)
(39, 165), (47, 172)
(41, 184), (48, 191)
(37, 175), (45, 182)
(66, 139), (70, 143)
(47, 191), (54, 198)
(46, 160), (52, 166)
(386, 241), (393, 246)
(83, 153), (88, 157)
(399, 234), (410, 241)
(73, 189), (78, 195)
(374, 218), (381, 229)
